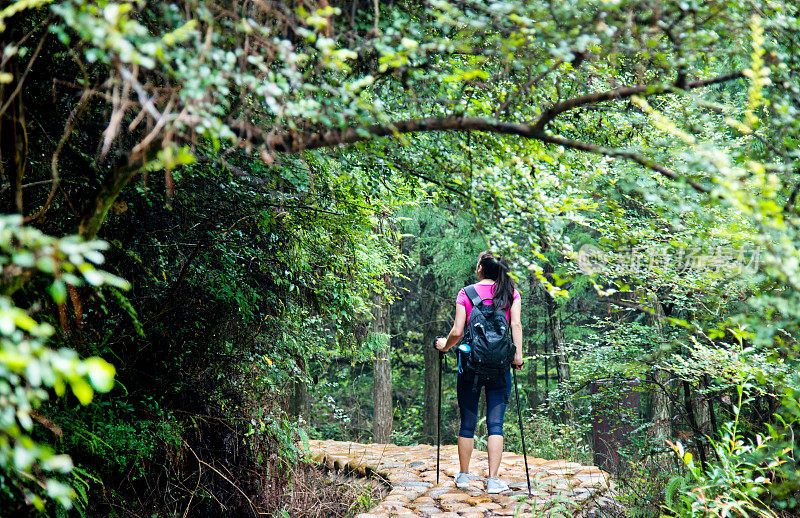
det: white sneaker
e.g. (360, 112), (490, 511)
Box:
(486, 477), (509, 494)
(455, 472), (470, 488)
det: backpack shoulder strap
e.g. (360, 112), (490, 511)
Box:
(464, 284), (485, 308)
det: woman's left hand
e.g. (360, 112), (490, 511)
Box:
(512, 351), (524, 369)
(435, 337), (448, 351)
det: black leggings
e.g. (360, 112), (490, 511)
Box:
(457, 368), (512, 438)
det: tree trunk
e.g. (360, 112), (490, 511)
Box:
(526, 273), (540, 408)
(420, 248), (439, 444)
(527, 353), (540, 408)
(591, 378), (641, 475)
(543, 281), (573, 422)
(543, 295), (551, 400)
(290, 379), (310, 423)
(78, 161), (140, 238)
(705, 375), (719, 438)
(0, 58), (27, 214)
(683, 380), (709, 469)
(78, 145), (162, 239)
(651, 369), (672, 441)
(648, 293), (672, 442)
(372, 291), (392, 443)
(693, 390), (711, 435)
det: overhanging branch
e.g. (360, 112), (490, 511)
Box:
(531, 71), (744, 132)
(243, 72), (743, 196)
(537, 133), (710, 194)
(251, 116), (707, 193)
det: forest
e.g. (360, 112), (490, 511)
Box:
(0, 0), (799, 516)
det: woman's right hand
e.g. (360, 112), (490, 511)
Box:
(435, 337), (447, 351)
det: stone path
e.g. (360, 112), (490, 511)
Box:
(307, 440), (617, 517)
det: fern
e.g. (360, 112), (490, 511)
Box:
(664, 475), (687, 510)
(109, 288), (146, 337)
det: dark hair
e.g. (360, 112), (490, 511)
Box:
(477, 251), (515, 309)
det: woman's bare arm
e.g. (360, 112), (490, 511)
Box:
(509, 297), (523, 368)
(436, 303), (466, 351)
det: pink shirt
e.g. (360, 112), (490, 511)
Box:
(456, 283), (521, 323)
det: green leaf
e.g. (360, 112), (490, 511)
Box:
(12, 252), (35, 267)
(44, 479), (75, 509)
(49, 280), (67, 305)
(70, 379), (94, 405)
(85, 357), (116, 392)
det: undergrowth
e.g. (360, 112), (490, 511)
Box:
(280, 464), (385, 518)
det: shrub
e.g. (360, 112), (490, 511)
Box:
(0, 216), (126, 511)
(664, 385), (792, 518)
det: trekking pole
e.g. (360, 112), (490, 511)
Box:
(512, 366), (532, 496)
(436, 336), (443, 485)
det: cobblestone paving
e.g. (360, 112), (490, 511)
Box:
(307, 439), (616, 517)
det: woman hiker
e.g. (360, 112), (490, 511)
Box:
(435, 251), (524, 494)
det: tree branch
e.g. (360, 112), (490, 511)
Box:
(237, 72), (745, 195)
(0, 30), (48, 120)
(77, 148), (159, 238)
(784, 168), (800, 213)
(25, 86), (91, 224)
(536, 132), (710, 194)
(494, 59), (565, 117)
(250, 115), (709, 193)
(249, 116), (540, 153)
(531, 71), (744, 132)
